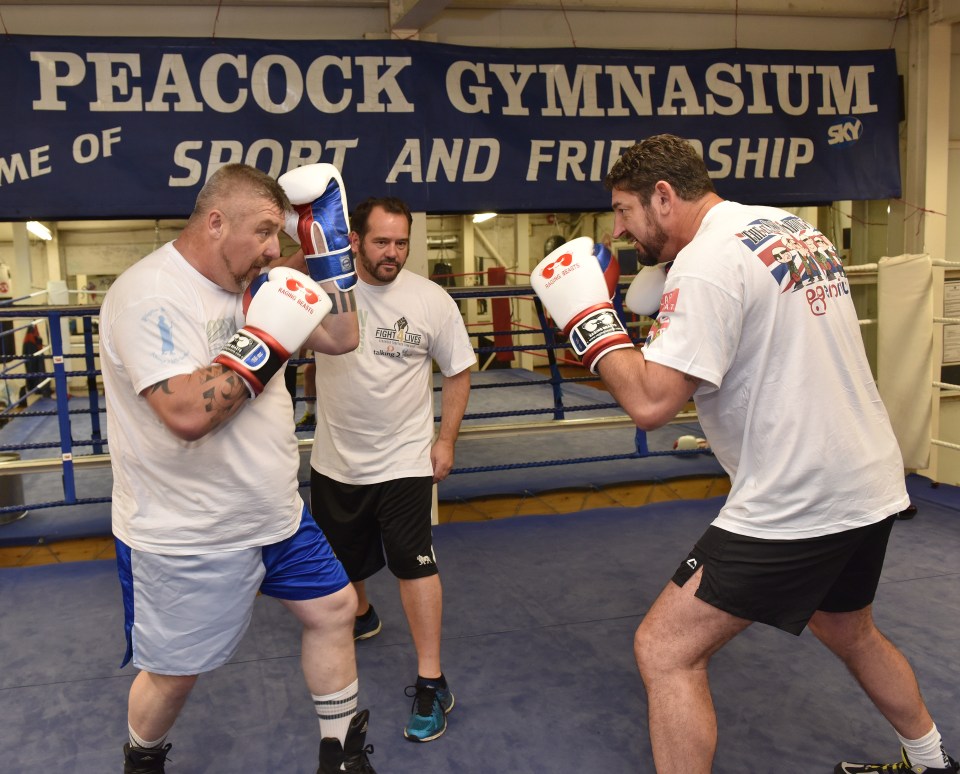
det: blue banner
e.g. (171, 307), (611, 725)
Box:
(0, 36), (901, 219)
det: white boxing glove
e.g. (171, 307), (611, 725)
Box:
(625, 264), (668, 317)
(214, 267), (333, 396)
(278, 163), (355, 291)
(531, 236), (634, 373)
(593, 243), (620, 301)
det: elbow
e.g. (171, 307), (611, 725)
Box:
(151, 405), (211, 442)
(165, 417), (209, 443)
(330, 329), (360, 355)
(625, 403), (676, 432)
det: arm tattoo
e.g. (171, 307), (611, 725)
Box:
(148, 379), (173, 395)
(326, 288), (357, 314)
(201, 368), (248, 419)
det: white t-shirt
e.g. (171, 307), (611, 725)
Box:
(642, 201), (909, 539)
(99, 242), (303, 555)
(311, 270), (476, 484)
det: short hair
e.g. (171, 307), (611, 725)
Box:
(350, 196), (412, 238)
(604, 134), (716, 204)
(191, 164), (289, 219)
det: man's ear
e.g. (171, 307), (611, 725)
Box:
(207, 209), (225, 239)
(653, 181), (673, 214)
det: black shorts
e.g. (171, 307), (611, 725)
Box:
(310, 471), (437, 581)
(670, 516), (896, 635)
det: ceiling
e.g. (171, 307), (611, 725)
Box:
(0, 0), (906, 19)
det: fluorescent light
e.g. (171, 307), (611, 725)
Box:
(26, 221), (52, 241)
(472, 212), (497, 224)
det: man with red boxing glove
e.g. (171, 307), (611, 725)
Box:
(531, 135), (956, 774)
(100, 163), (375, 774)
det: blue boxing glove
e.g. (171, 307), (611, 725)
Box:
(277, 163), (356, 291)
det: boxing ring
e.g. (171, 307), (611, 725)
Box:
(0, 276), (724, 547)
(0, 254), (950, 547)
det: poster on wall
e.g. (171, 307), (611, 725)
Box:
(0, 36), (902, 218)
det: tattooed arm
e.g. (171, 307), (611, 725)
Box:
(141, 365), (251, 442)
(303, 283), (359, 355)
(277, 248), (359, 355)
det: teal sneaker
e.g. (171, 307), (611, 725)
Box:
(403, 680), (454, 743)
(436, 684), (455, 715)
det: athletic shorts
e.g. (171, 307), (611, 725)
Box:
(670, 516), (896, 635)
(310, 471), (437, 581)
(115, 504), (349, 675)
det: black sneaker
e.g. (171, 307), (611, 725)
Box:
(835, 747), (960, 773)
(896, 504), (918, 520)
(354, 605), (382, 641)
(318, 709), (376, 774)
(123, 743), (172, 773)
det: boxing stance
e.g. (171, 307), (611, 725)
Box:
(100, 163), (375, 774)
(531, 134), (957, 774)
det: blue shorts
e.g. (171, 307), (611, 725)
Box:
(116, 504), (349, 674)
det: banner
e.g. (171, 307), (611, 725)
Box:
(0, 36), (902, 219)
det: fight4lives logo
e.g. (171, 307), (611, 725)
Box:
(373, 316), (423, 359)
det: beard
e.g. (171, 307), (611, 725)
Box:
(635, 207), (670, 266)
(357, 245), (402, 283)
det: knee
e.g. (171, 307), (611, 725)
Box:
(302, 584), (358, 635)
(329, 583), (359, 627)
(634, 619), (672, 680)
(143, 672), (197, 704)
(807, 608), (877, 659)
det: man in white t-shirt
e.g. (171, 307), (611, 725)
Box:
(309, 196), (475, 744)
(100, 164), (376, 774)
(531, 135), (956, 774)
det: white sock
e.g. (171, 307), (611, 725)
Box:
(898, 724), (950, 770)
(304, 400), (316, 415)
(313, 679), (358, 744)
(128, 724), (167, 750)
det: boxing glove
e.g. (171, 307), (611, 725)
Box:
(593, 243), (620, 301)
(531, 236), (634, 373)
(624, 263), (669, 317)
(277, 163), (356, 290)
(241, 271), (270, 315)
(214, 267), (333, 396)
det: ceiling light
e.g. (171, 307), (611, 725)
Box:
(472, 212), (497, 224)
(26, 221), (52, 241)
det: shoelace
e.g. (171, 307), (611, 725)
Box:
(405, 684), (438, 716)
(343, 743), (375, 773)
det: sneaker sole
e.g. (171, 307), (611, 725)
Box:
(403, 718), (447, 743)
(354, 621), (382, 641)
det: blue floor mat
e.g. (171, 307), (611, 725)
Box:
(2, 493), (958, 773)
